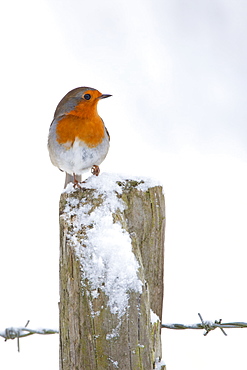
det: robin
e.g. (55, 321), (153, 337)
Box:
(48, 87), (111, 187)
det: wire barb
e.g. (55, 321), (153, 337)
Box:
(161, 313), (247, 336)
(0, 321), (58, 352)
(198, 313), (215, 336)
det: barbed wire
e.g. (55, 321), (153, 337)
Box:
(2, 313), (247, 352)
(0, 320), (58, 352)
(162, 313), (247, 336)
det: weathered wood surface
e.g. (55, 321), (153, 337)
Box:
(59, 177), (166, 370)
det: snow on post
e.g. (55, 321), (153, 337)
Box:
(59, 173), (166, 370)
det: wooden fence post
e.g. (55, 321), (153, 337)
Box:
(59, 174), (166, 370)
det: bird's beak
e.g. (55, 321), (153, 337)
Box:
(98, 94), (112, 99)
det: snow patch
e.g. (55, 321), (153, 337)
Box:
(108, 358), (119, 368)
(154, 358), (166, 369)
(150, 309), (160, 324)
(63, 172), (162, 194)
(62, 172), (158, 317)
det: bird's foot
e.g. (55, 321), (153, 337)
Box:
(91, 165), (100, 176)
(73, 179), (81, 189)
(73, 173), (82, 189)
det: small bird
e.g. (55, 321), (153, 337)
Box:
(48, 87), (111, 187)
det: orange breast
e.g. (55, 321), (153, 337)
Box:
(56, 113), (105, 148)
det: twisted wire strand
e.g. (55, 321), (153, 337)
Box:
(162, 313), (247, 336)
(0, 321), (58, 351)
(1, 313), (247, 351)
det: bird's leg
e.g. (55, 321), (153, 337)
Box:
(73, 173), (81, 188)
(91, 165), (100, 176)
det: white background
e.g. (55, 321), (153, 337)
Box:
(0, 0), (247, 369)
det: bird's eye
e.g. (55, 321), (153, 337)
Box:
(84, 93), (91, 100)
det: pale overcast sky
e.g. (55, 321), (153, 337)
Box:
(1, 1), (247, 369)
